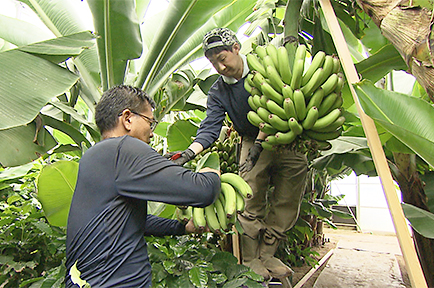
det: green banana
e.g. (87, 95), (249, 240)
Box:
(251, 87), (261, 96)
(247, 53), (267, 76)
(282, 84), (294, 101)
(302, 50), (326, 86)
(332, 56), (341, 74)
(260, 95), (269, 107)
(221, 173), (253, 199)
(288, 117), (303, 135)
(275, 130), (296, 144)
(265, 134), (279, 145)
(205, 204), (221, 233)
(321, 55), (334, 83)
(176, 206), (191, 223)
(327, 94), (343, 114)
(221, 182), (237, 218)
(304, 127), (342, 141)
(261, 82), (284, 105)
(214, 198), (228, 232)
(259, 122), (279, 135)
(235, 192), (245, 213)
(266, 64), (284, 93)
(266, 99), (288, 120)
(248, 96), (257, 111)
(291, 58), (304, 90)
(315, 115), (346, 132)
(192, 207), (206, 230)
(295, 44), (307, 63)
(321, 73), (339, 95)
(316, 140), (332, 150)
(318, 92), (338, 117)
(261, 141), (275, 151)
(252, 95), (263, 109)
(302, 106), (319, 130)
(255, 45), (267, 60)
(246, 73), (255, 87)
(293, 89), (307, 120)
(306, 88), (325, 111)
(257, 107), (271, 123)
(244, 76), (253, 92)
(277, 46), (292, 84)
(247, 110), (263, 127)
(300, 67), (325, 98)
(268, 114), (290, 132)
(334, 74), (344, 93)
(283, 97), (297, 120)
(263, 55), (276, 71)
(266, 44), (279, 68)
(311, 108), (342, 130)
(252, 71), (266, 88)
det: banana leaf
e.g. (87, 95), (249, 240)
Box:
(354, 80), (434, 169)
(20, 0), (101, 102)
(87, 0), (143, 89)
(0, 49), (79, 130)
(402, 203), (434, 239)
(355, 44), (406, 83)
(37, 160), (79, 227)
(0, 121), (57, 167)
(149, 0), (256, 94)
(166, 120), (199, 152)
(0, 14), (54, 45)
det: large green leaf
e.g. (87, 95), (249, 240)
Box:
(87, 0), (143, 89)
(0, 49), (79, 130)
(355, 44), (407, 83)
(146, 0), (256, 97)
(21, 0), (101, 102)
(136, 0), (243, 90)
(354, 80), (434, 168)
(166, 120), (199, 152)
(37, 160), (79, 227)
(0, 122), (57, 167)
(0, 14), (54, 46)
(17, 31), (96, 64)
(402, 203), (434, 239)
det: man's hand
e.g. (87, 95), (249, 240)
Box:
(164, 148), (196, 166)
(239, 140), (263, 172)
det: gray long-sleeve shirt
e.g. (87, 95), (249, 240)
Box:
(65, 135), (220, 288)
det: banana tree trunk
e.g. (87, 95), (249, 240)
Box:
(356, 0), (434, 103)
(390, 153), (434, 287)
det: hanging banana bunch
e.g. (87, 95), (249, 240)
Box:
(176, 172), (251, 234)
(189, 129), (241, 174)
(246, 43), (345, 152)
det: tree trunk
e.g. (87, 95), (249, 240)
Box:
(390, 153), (434, 287)
(356, 0), (434, 103)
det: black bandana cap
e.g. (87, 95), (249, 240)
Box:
(202, 28), (241, 52)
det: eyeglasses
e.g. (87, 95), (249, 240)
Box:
(131, 111), (158, 131)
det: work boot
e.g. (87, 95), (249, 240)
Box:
(259, 233), (294, 279)
(240, 233), (271, 281)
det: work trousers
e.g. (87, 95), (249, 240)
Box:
(238, 137), (308, 241)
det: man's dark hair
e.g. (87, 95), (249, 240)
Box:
(95, 85), (156, 134)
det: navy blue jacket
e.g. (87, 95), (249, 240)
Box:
(194, 76), (259, 149)
(65, 135), (220, 287)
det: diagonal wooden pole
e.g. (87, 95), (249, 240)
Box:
(318, 1), (428, 287)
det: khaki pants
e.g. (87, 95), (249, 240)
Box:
(238, 137), (308, 241)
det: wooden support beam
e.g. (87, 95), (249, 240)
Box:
(318, 1), (428, 287)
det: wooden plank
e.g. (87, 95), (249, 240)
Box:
(318, 1), (428, 287)
(293, 248), (334, 288)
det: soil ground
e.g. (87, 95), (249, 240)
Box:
(283, 227), (411, 288)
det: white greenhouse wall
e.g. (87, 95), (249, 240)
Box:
(329, 172), (404, 234)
